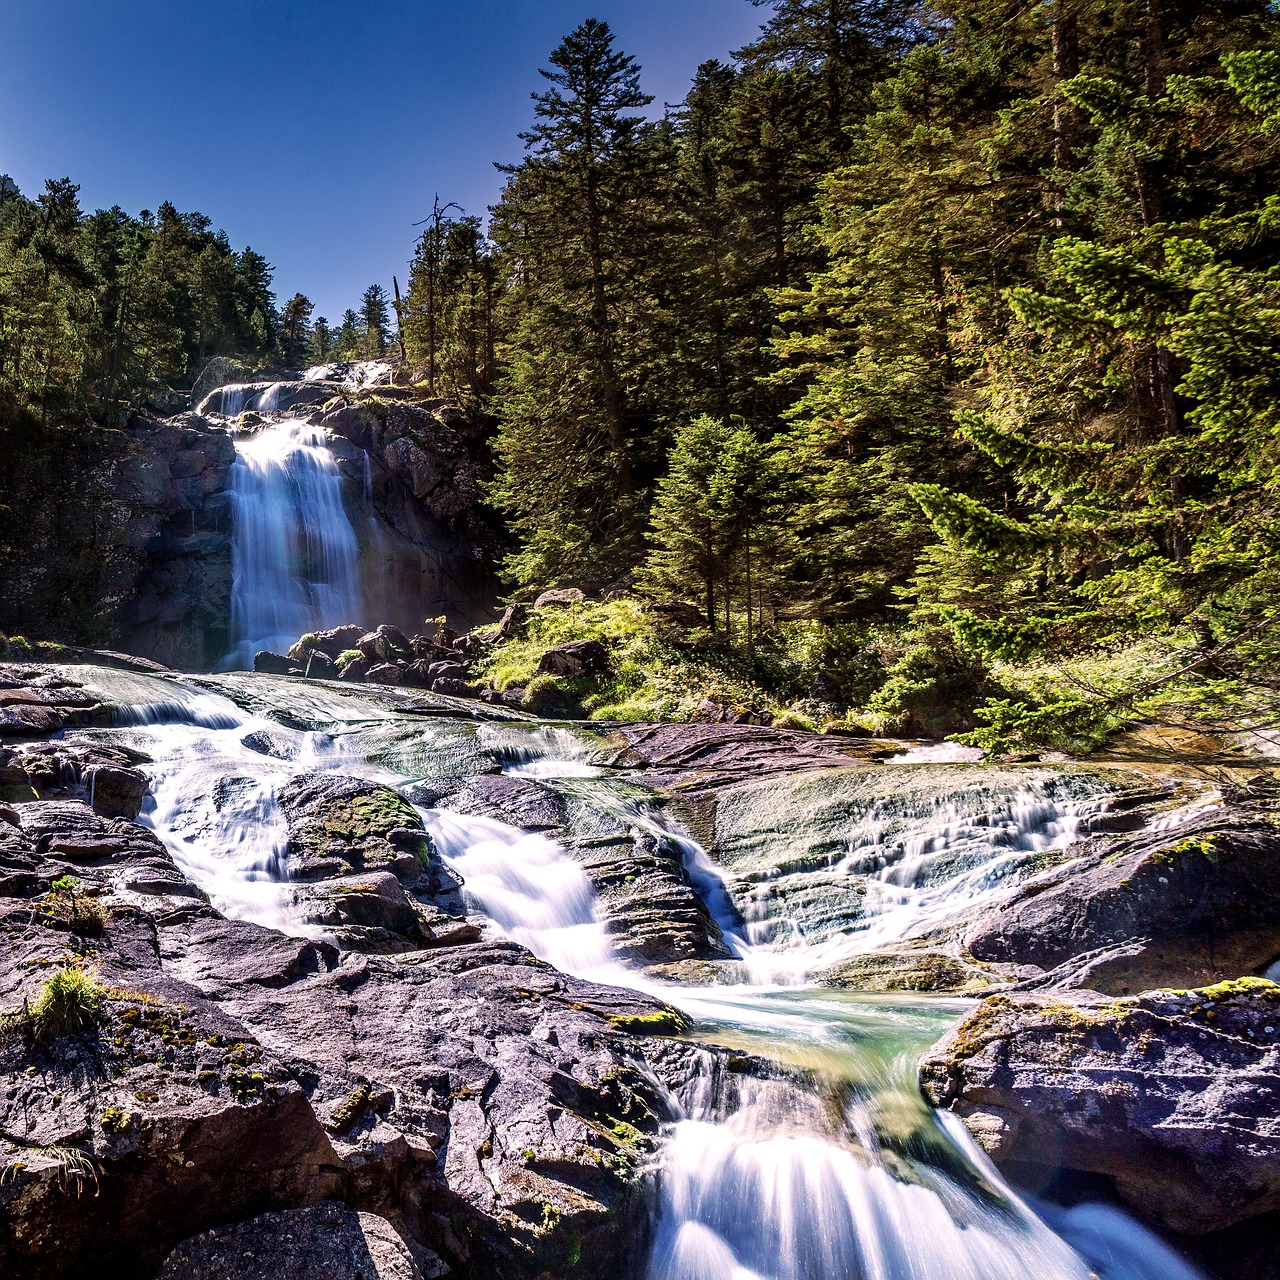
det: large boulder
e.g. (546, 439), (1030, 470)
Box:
(277, 776), (430, 883)
(919, 981), (1280, 1236)
(288, 626), (367, 663)
(533, 588), (584, 610)
(536, 639), (608, 679)
(254, 651), (302, 677)
(967, 811), (1280, 993)
(160, 1204), (428, 1280)
(357, 625), (414, 665)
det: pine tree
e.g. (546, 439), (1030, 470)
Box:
(488, 19), (673, 589)
(360, 284), (391, 357)
(279, 293), (314, 367)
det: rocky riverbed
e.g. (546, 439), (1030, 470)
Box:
(0, 654), (1275, 1278)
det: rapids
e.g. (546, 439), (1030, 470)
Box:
(58, 665), (1205, 1280)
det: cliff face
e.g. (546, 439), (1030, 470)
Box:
(0, 393), (502, 672)
(0, 413), (236, 670)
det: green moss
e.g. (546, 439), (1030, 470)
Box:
(1195, 976), (1280, 1002)
(322, 790), (420, 843)
(335, 649), (364, 670)
(328, 1082), (372, 1134)
(604, 1007), (691, 1036)
(99, 1106), (133, 1134)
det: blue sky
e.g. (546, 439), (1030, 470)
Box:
(0, 0), (765, 321)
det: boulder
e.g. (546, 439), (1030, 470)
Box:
(291, 872), (433, 954)
(535, 639), (608, 679)
(358, 626), (412, 665)
(967, 811), (1280, 993)
(919, 980), (1280, 1235)
(159, 1204), (428, 1280)
(533, 588), (584, 610)
(400, 661), (435, 689)
(426, 661), (469, 684)
(432, 678), (480, 699)
(301, 651), (337, 680)
(276, 776), (430, 883)
(494, 603), (527, 641)
(253, 651), (302, 677)
(366, 663), (404, 687)
(815, 948), (992, 993)
(288, 626), (367, 662)
(693, 696), (771, 727)
(338, 657), (371, 683)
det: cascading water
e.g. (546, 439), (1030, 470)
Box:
(222, 420), (362, 669)
(59, 667), (1206, 1280)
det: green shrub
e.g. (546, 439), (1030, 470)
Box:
(46, 877), (104, 937)
(335, 649), (363, 669)
(21, 965), (105, 1044)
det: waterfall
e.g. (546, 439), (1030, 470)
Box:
(60, 668), (1206, 1280)
(222, 420), (362, 669)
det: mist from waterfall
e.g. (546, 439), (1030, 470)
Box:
(222, 420), (362, 669)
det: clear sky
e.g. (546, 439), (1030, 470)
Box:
(0, 0), (766, 322)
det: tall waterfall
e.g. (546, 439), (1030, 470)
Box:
(222, 420), (362, 669)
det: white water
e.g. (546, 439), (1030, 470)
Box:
(65, 671), (1203, 1280)
(222, 420), (362, 668)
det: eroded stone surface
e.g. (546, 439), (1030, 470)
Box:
(919, 981), (1280, 1235)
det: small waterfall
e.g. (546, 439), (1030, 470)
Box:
(222, 420), (362, 669)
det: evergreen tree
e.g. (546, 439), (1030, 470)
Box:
(279, 292), (314, 366)
(360, 284), (391, 357)
(488, 19), (673, 589)
(309, 315), (333, 363)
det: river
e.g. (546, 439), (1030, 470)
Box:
(58, 662), (1205, 1280)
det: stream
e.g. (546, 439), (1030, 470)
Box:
(59, 662), (1204, 1280)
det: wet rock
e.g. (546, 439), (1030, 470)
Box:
(919, 980), (1280, 1235)
(606, 721), (874, 790)
(533, 588), (584, 610)
(254, 651), (302, 677)
(367, 663), (405, 687)
(17, 739), (150, 819)
(339, 657), (371, 683)
(432, 678), (480, 699)
(434, 775), (728, 966)
(292, 872), (433, 954)
(967, 811), (1280, 993)
(536, 639), (608, 678)
(816, 948), (992, 993)
(300, 651), (337, 680)
(160, 1203), (429, 1280)
(277, 776), (429, 884)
